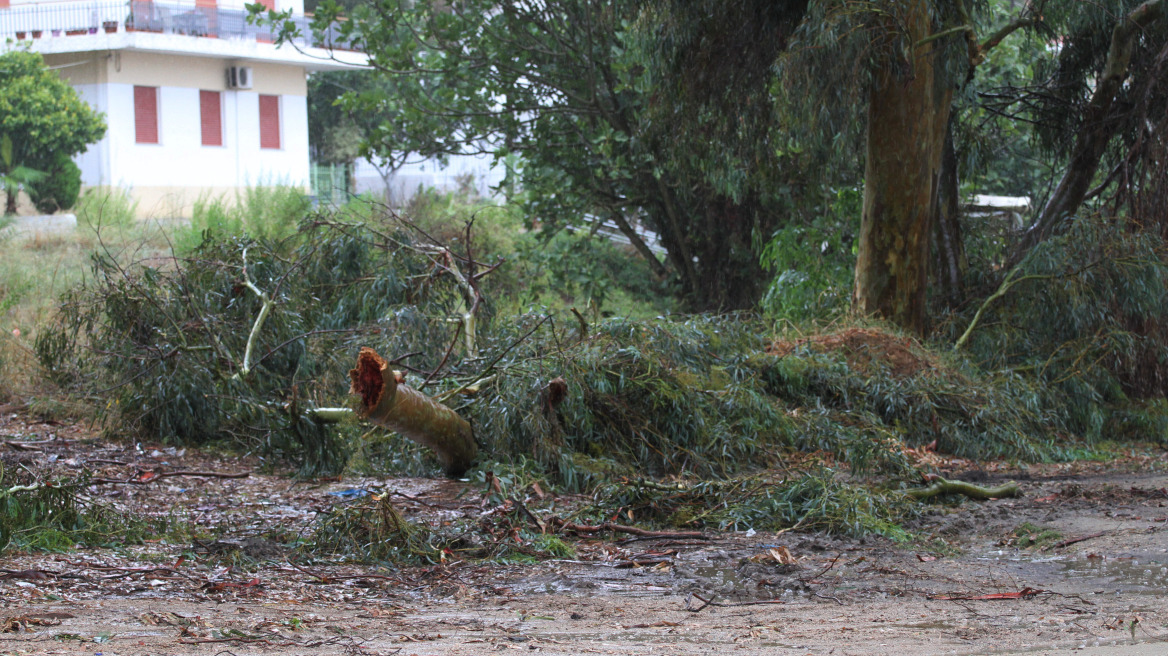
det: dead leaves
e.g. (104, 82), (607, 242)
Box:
(748, 546), (799, 566)
(1, 613), (70, 632)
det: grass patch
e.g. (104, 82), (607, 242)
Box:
(75, 188), (138, 231)
(1005, 522), (1062, 549)
(175, 186), (312, 254)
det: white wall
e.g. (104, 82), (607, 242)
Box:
(69, 82), (109, 186)
(88, 83), (307, 190)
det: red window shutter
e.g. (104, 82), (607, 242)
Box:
(259, 95), (281, 150)
(258, 0), (275, 8)
(200, 90), (222, 146)
(134, 86), (159, 144)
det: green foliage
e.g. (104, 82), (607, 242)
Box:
(948, 218), (1168, 443)
(760, 338), (1057, 463)
(952, 2), (1053, 199)
(177, 186), (312, 253)
(0, 467), (149, 552)
(512, 229), (674, 319)
(75, 188), (138, 229)
(290, 0), (797, 310)
(588, 471), (914, 539)
(1008, 522), (1061, 549)
(761, 187), (859, 321)
(28, 153), (82, 214)
(303, 494), (439, 563)
(0, 51), (105, 209)
(401, 188), (522, 263)
(461, 314), (1063, 489)
(36, 214), (466, 476)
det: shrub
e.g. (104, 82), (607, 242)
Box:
(28, 154), (81, 214)
(175, 186), (312, 253)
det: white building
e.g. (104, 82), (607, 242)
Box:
(0, 0), (363, 217)
(353, 152), (508, 207)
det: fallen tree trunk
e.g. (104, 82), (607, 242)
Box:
(905, 477), (1020, 501)
(349, 347), (477, 477)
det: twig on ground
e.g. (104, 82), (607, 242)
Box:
(930, 587), (1046, 601)
(1044, 531), (1109, 551)
(685, 593), (786, 613)
(800, 553), (842, 583)
(90, 470), (251, 485)
(549, 517), (706, 540)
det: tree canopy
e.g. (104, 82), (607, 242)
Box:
(0, 50), (106, 215)
(290, 0), (1168, 329)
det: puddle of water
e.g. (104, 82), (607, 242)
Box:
(980, 551), (1168, 595)
(1058, 556), (1168, 595)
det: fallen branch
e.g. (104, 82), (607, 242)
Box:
(232, 248), (274, 381)
(90, 470), (251, 485)
(930, 587), (1045, 601)
(905, 477), (1020, 500)
(548, 517), (706, 540)
(3, 441), (43, 452)
(685, 593), (786, 613)
(1044, 531), (1109, 551)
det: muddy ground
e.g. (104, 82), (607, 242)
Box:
(1, 413), (1168, 655)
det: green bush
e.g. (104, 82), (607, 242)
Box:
(760, 187), (859, 322)
(28, 154), (81, 214)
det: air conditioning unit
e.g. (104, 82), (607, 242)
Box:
(227, 66), (253, 90)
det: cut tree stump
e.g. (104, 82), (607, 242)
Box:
(349, 347), (477, 477)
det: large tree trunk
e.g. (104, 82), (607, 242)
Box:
(932, 119), (966, 308)
(1016, 0), (1164, 257)
(853, 1), (953, 335)
(349, 347), (477, 477)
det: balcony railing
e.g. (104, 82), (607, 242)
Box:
(0, 1), (347, 50)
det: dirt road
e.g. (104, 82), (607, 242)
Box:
(1, 416), (1167, 655)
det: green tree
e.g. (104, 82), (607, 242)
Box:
(293, 0), (815, 311)
(292, 0), (1167, 329)
(0, 50), (106, 215)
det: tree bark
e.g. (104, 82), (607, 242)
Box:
(853, 0), (953, 335)
(608, 210), (668, 278)
(932, 119), (966, 308)
(349, 347), (477, 477)
(1016, 0), (1164, 257)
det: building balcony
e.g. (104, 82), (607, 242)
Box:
(0, 0), (350, 51)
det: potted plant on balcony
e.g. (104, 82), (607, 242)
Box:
(103, 21), (118, 34)
(51, 29), (61, 36)
(14, 31), (26, 40)
(65, 28), (87, 36)
(31, 30), (42, 38)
